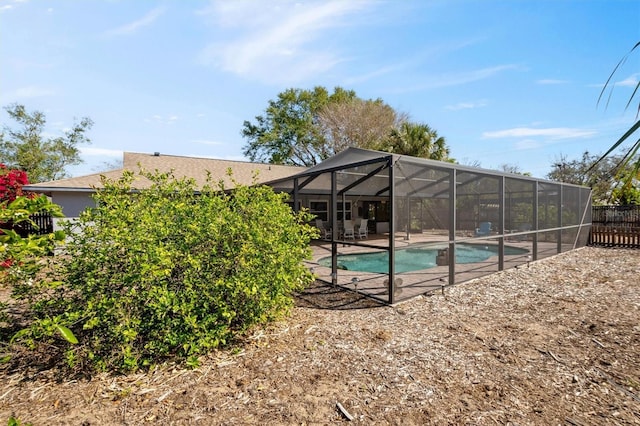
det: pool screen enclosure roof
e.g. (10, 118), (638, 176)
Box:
(266, 147), (593, 304)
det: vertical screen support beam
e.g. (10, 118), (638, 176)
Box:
(498, 176), (505, 271)
(533, 181), (539, 261)
(331, 171), (338, 286)
(557, 184), (563, 253)
(448, 169), (456, 285)
(388, 157), (396, 304)
(293, 178), (299, 213)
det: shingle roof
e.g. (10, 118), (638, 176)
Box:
(24, 152), (305, 192)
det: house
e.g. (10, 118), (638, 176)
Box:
(24, 152), (305, 220)
(263, 147), (593, 303)
(25, 147), (593, 304)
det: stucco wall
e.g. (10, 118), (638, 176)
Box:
(51, 192), (95, 218)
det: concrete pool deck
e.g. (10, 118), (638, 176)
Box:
(305, 230), (567, 304)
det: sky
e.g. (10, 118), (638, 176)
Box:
(1, 0), (639, 180)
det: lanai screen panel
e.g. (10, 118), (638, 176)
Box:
(455, 171), (501, 238)
(394, 158), (452, 235)
(562, 185), (592, 250)
(263, 147), (592, 305)
(505, 177), (535, 238)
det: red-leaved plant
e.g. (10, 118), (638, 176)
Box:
(0, 164), (30, 203)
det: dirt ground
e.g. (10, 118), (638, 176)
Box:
(1, 246), (639, 425)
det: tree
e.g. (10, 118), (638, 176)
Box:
(592, 41), (640, 188)
(243, 86), (453, 166)
(498, 163), (532, 176)
(547, 151), (639, 205)
(242, 87), (356, 167)
(316, 97), (407, 153)
(0, 104), (93, 183)
(376, 122), (450, 161)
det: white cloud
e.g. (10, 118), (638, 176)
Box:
(197, 0), (372, 83)
(0, 0), (26, 13)
(2, 85), (56, 100)
(103, 6), (166, 37)
(392, 64), (522, 93)
(536, 79), (568, 85)
(445, 100), (488, 111)
(144, 114), (179, 125)
(482, 127), (596, 140)
(343, 64), (405, 85)
(616, 73), (639, 87)
(513, 139), (543, 150)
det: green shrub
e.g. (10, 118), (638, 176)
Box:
(13, 170), (316, 372)
(0, 195), (64, 342)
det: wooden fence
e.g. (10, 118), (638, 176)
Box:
(590, 205), (640, 248)
(9, 211), (55, 237)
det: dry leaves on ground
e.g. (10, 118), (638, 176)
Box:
(1, 246), (639, 425)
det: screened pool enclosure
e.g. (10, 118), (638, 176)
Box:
(267, 148), (592, 304)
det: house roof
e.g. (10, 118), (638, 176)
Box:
(24, 152), (305, 193)
(265, 147), (591, 198)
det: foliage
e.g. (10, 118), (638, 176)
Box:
(0, 164), (29, 203)
(0, 104), (93, 183)
(0, 195), (64, 269)
(316, 97), (406, 154)
(0, 194), (64, 343)
(610, 169), (640, 205)
(375, 122), (451, 161)
(9, 170), (317, 373)
(242, 86), (356, 166)
(242, 86), (452, 166)
(592, 41), (640, 188)
(547, 151), (640, 205)
(498, 164), (531, 176)
(7, 416), (33, 426)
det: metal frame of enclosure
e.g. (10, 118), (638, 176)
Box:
(267, 148), (592, 304)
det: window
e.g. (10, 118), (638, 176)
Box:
(337, 201), (352, 221)
(310, 200), (328, 221)
(285, 200), (302, 211)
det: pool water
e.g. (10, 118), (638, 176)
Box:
(318, 243), (529, 274)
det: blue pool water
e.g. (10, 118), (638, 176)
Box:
(318, 243), (529, 274)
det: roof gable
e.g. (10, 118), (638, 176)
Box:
(25, 152), (305, 192)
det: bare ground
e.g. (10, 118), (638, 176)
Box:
(1, 246), (639, 425)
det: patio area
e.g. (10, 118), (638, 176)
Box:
(304, 230), (564, 303)
(267, 147), (592, 304)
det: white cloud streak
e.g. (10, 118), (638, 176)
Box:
(616, 73), (639, 87)
(482, 127), (596, 140)
(445, 100), (488, 111)
(104, 6), (166, 37)
(536, 79), (568, 85)
(392, 64), (522, 93)
(0, 0), (27, 13)
(197, 0), (372, 84)
(144, 114), (179, 125)
(2, 85), (56, 100)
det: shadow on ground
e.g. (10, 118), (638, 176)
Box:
(294, 280), (384, 310)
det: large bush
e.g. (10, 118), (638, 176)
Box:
(0, 194), (64, 345)
(11, 170), (317, 372)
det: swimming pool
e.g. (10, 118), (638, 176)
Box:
(317, 243), (529, 274)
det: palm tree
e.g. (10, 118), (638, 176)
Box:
(378, 122), (450, 161)
(592, 41), (640, 185)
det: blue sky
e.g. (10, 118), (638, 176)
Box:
(1, 0), (639, 179)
